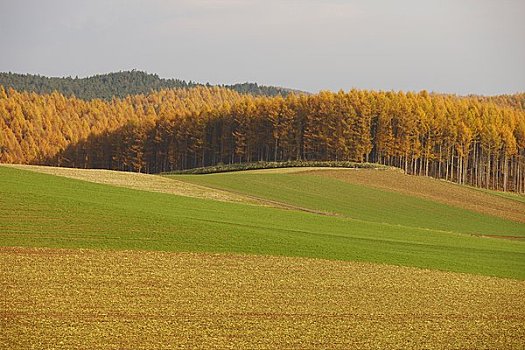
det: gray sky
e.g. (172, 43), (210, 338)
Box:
(0, 0), (523, 95)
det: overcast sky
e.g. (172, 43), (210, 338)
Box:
(0, 0), (523, 95)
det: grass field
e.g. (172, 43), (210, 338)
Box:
(303, 168), (525, 223)
(171, 170), (525, 237)
(1, 165), (525, 279)
(3, 164), (264, 205)
(2, 164), (525, 348)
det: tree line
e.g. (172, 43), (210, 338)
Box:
(1, 85), (524, 192)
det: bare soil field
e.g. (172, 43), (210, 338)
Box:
(304, 168), (525, 223)
(3, 164), (264, 205)
(2, 247), (524, 349)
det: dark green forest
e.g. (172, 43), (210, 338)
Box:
(0, 71), (299, 100)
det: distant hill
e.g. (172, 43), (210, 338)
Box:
(0, 70), (303, 100)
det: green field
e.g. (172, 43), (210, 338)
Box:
(1, 165), (524, 279)
(171, 172), (525, 237)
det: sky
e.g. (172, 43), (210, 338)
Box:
(0, 0), (523, 95)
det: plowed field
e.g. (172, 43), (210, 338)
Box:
(2, 247), (524, 349)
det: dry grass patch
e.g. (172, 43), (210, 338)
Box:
(2, 247), (524, 349)
(304, 168), (525, 223)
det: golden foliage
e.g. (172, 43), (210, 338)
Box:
(1, 86), (525, 191)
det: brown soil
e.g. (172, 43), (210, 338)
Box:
(303, 168), (525, 223)
(2, 246), (524, 349)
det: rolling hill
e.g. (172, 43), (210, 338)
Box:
(171, 169), (525, 238)
(2, 164), (524, 278)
